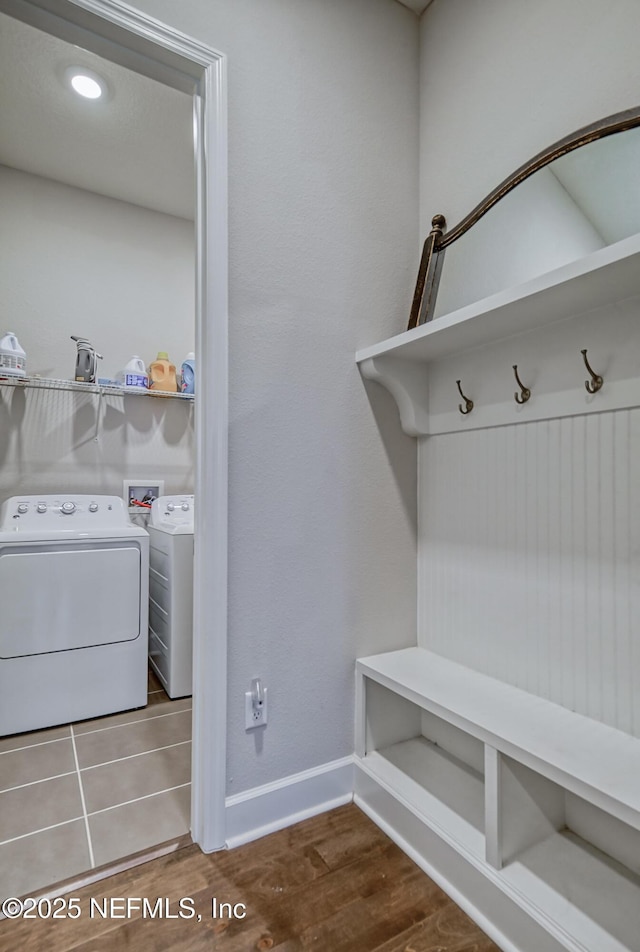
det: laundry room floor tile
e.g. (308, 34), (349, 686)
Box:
(146, 669), (191, 706)
(148, 687), (170, 707)
(0, 818), (91, 901)
(72, 696), (191, 735)
(0, 773), (83, 843)
(88, 784), (191, 868)
(73, 709), (192, 769)
(0, 668), (192, 902)
(0, 737), (75, 790)
(0, 723), (71, 754)
(81, 741), (191, 814)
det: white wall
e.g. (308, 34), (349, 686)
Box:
(122, 0), (420, 795)
(0, 165), (195, 505)
(0, 165), (194, 380)
(417, 0), (640, 730)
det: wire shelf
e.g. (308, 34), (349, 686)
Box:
(0, 375), (194, 400)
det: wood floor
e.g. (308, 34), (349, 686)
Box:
(0, 803), (500, 952)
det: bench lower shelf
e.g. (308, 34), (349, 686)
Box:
(363, 739), (484, 859)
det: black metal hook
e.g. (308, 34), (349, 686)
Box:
(581, 349), (603, 394)
(456, 379), (473, 415)
(512, 365), (531, 404)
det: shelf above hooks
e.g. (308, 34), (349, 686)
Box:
(357, 234), (640, 437)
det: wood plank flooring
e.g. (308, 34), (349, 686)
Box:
(0, 803), (500, 952)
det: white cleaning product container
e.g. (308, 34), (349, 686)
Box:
(0, 331), (26, 377)
(180, 352), (195, 394)
(117, 356), (148, 390)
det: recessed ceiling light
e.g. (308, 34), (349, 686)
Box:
(71, 73), (102, 98)
(65, 67), (107, 100)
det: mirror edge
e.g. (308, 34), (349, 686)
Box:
(408, 103), (640, 329)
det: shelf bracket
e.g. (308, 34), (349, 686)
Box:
(359, 356), (430, 436)
(94, 388), (104, 442)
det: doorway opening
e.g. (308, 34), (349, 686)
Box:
(0, 0), (227, 895)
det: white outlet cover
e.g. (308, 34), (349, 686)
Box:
(245, 688), (268, 730)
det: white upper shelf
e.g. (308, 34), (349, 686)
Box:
(356, 231), (640, 367)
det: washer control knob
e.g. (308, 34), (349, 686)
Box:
(61, 501), (76, 515)
(181, 502), (190, 511)
(37, 503), (47, 513)
(167, 503), (175, 512)
(89, 502), (99, 513)
(17, 503), (28, 514)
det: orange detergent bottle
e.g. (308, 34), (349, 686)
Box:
(148, 352), (177, 392)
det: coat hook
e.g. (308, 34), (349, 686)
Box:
(512, 364), (531, 404)
(581, 348), (603, 394)
(456, 379), (473, 415)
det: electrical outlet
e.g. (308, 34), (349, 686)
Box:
(245, 688), (268, 730)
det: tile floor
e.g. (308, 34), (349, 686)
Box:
(0, 669), (191, 900)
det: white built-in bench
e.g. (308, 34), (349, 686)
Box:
(355, 647), (640, 952)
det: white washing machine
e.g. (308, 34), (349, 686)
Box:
(147, 494), (194, 699)
(0, 494), (149, 736)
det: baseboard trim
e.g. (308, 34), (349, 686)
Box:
(224, 756), (354, 849)
(354, 761), (566, 952)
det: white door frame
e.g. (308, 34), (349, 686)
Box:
(1, 0), (228, 852)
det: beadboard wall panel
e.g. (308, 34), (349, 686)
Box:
(418, 409), (640, 738)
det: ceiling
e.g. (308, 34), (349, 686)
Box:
(395, 0), (433, 14)
(0, 11), (195, 220)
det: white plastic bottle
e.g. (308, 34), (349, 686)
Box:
(0, 331), (26, 377)
(118, 356), (149, 389)
(180, 352), (195, 394)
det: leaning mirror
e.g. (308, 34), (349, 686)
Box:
(408, 105), (640, 329)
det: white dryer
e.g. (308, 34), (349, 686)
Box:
(147, 494), (194, 699)
(0, 495), (148, 736)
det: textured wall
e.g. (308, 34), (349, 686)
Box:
(122, 0), (420, 794)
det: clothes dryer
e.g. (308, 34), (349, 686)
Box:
(0, 495), (149, 735)
(147, 495), (194, 698)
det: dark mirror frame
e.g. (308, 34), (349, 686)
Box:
(408, 104), (640, 330)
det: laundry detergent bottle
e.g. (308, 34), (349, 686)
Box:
(180, 352), (195, 394)
(0, 331), (26, 377)
(118, 356), (148, 390)
(148, 352), (177, 392)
